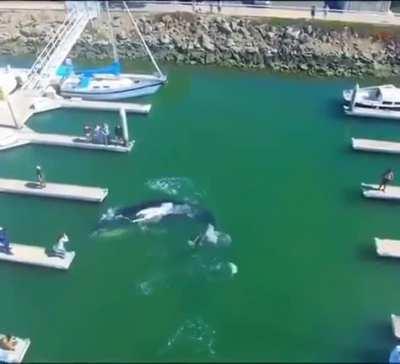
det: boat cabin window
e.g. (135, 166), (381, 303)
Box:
(383, 101), (393, 105)
(355, 103), (375, 109)
(93, 86), (100, 89)
(103, 85), (110, 88)
(135, 80), (140, 84)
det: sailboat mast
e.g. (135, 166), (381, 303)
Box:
(122, 1), (163, 77)
(105, 1), (119, 63)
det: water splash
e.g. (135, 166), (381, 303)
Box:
(136, 275), (170, 296)
(146, 177), (205, 203)
(188, 224), (232, 247)
(162, 317), (216, 357)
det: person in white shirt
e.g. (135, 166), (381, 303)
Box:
(52, 233), (69, 258)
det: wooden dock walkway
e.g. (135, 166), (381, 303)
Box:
(21, 131), (134, 153)
(0, 334), (31, 363)
(361, 183), (400, 201)
(392, 314), (400, 339)
(352, 138), (400, 155)
(375, 238), (400, 258)
(0, 243), (75, 270)
(0, 178), (108, 202)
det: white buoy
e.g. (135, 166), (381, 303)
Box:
(119, 107), (129, 145)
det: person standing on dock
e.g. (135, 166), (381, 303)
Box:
(52, 233), (69, 259)
(114, 124), (123, 145)
(0, 227), (11, 255)
(36, 165), (46, 188)
(378, 168), (395, 192)
(102, 123), (110, 145)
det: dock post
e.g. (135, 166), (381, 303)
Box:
(119, 108), (129, 146)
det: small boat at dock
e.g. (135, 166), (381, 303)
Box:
(343, 84), (400, 120)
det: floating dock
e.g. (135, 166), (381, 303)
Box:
(352, 138), (400, 155)
(59, 98), (151, 114)
(375, 237), (400, 258)
(361, 183), (400, 201)
(392, 314), (400, 339)
(0, 178), (108, 202)
(20, 130), (134, 153)
(0, 334), (31, 363)
(0, 243), (75, 270)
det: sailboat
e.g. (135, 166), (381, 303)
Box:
(58, 1), (166, 101)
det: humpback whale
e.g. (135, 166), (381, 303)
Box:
(93, 199), (228, 246)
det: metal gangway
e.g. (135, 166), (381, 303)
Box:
(21, 1), (100, 94)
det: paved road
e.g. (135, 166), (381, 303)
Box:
(0, 1), (399, 26)
(131, 2), (400, 26)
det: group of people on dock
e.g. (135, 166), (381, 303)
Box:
(0, 225), (70, 260)
(83, 122), (126, 146)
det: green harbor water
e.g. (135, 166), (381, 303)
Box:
(1, 58), (400, 362)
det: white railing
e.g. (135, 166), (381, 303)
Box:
(23, 8), (91, 91)
(23, 9), (78, 86)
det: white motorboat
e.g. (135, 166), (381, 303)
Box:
(343, 83), (400, 120)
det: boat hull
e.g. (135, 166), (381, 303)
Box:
(344, 105), (400, 120)
(60, 81), (164, 101)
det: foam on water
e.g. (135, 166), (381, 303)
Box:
(162, 317), (216, 357)
(188, 224), (232, 247)
(136, 275), (169, 296)
(203, 259), (238, 281)
(146, 177), (205, 203)
(204, 224), (232, 246)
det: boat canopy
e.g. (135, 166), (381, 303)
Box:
(57, 61), (121, 80)
(378, 87), (400, 103)
(78, 75), (92, 88)
(56, 63), (74, 78)
(75, 62), (121, 77)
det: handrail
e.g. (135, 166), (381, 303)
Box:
(24, 10), (89, 90)
(24, 8), (77, 80)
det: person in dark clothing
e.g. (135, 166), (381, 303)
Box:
(311, 5), (316, 19)
(114, 124), (123, 144)
(0, 227), (11, 255)
(378, 168), (395, 192)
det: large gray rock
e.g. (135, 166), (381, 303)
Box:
(200, 33), (215, 52)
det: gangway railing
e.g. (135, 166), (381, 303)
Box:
(22, 9), (80, 90)
(22, 1), (99, 93)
